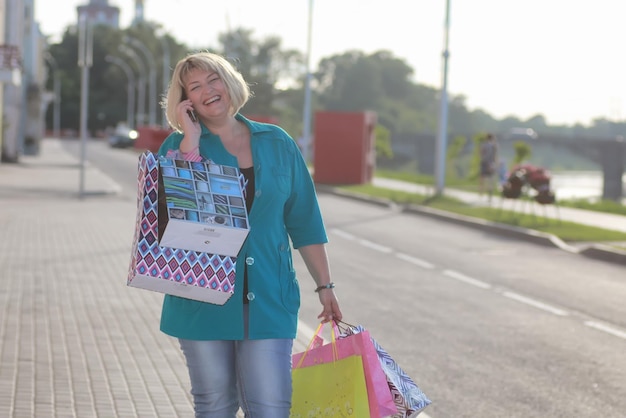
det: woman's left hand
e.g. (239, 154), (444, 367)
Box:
(317, 289), (342, 323)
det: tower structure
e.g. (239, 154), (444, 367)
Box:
(132, 0), (145, 25)
(76, 0), (120, 29)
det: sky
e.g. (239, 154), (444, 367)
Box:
(34, 0), (626, 127)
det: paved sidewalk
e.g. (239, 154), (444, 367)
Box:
(0, 139), (623, 417)
(373, 177), (626, 234)
(0, 140), (196, 417)
(370, 178), (626, 262)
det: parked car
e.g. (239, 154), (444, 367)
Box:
(108, 124), (139, 148)
(506, 127), (538, 141)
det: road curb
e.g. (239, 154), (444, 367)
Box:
(317, 186), (626, 266)
(579, 244), (626, 264)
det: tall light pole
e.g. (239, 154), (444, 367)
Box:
(78, 14), (92, 199)
(44, 52), (61, 138)
(301, 0), (314, 162)
(158, 32), (171, 129)
(119, 45), (146, 128)
(125, 36), (157, 127)
(435, 0), (451, 195)
(105, 55), (136, 130)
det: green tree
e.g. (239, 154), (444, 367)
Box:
(316, 50), (413, 112)
(513, 141), (532, 164)
(45, 22), (188, 134)
(446, 135), (468, 180)
(45, 27), (82, 135)
(218, 28), (304, 119)
(374, 124), (393, 160)
(380, 83), (439, 135)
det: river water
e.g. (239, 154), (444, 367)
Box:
(550, 171), (626, 203)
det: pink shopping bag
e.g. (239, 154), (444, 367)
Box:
(293, 322), (398, 418)
(340, 323), (431, 417)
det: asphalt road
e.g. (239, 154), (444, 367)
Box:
(69, 140), (626, 418)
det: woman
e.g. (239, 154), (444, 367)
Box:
(158, 51), (342, 417)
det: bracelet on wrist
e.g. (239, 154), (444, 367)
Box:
(314, 282), (335, 293)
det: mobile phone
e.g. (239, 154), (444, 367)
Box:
(182, 91), (198, 123)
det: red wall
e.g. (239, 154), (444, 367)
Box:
(313, 111), (377, 185)
(134, 127), (173, 153)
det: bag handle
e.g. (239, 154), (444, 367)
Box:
(295, 321), (339, 369)
(334, 319), (359, 335)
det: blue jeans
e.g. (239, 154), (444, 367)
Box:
(178, 311), (294, 417)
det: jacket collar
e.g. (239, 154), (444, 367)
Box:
(199, 113), (273, 137)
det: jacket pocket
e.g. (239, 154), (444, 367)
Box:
(278, 244), (300, 314)
(272, 166), (291, 195)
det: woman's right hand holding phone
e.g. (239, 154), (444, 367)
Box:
(177, 100), (201, 153)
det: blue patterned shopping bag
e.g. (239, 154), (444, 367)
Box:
(127, 152), (237, 305)
(155, 152), (249, 256)
(339, 323), (431, 417)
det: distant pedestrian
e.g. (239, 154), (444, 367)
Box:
(479, 133), (498, 199)
(497, 159), (508, 188)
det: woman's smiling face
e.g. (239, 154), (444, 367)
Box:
(184, 68), (231, 118)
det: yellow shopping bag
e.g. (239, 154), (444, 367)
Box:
(291, 323), (370, 417)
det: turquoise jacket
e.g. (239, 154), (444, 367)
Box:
(157, 114), (327, 340)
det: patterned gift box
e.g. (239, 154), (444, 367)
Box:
(157, 154), (249, 257)
(127, 152), (236, 305)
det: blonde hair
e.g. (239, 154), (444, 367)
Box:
(161, 51), (251, 132)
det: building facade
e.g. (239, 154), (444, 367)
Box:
(1, 0), (27, 162)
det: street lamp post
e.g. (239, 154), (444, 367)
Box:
(301, 0), (314, 163)
(44, 52), (61, 138)
(119, 45), (146, 128)
(125, 36), (157, 127)
(78, 14), (92, 199)
(435, 0), (451, 195)
(105, 55), (136, 130)
(159, 33), (171, 129)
